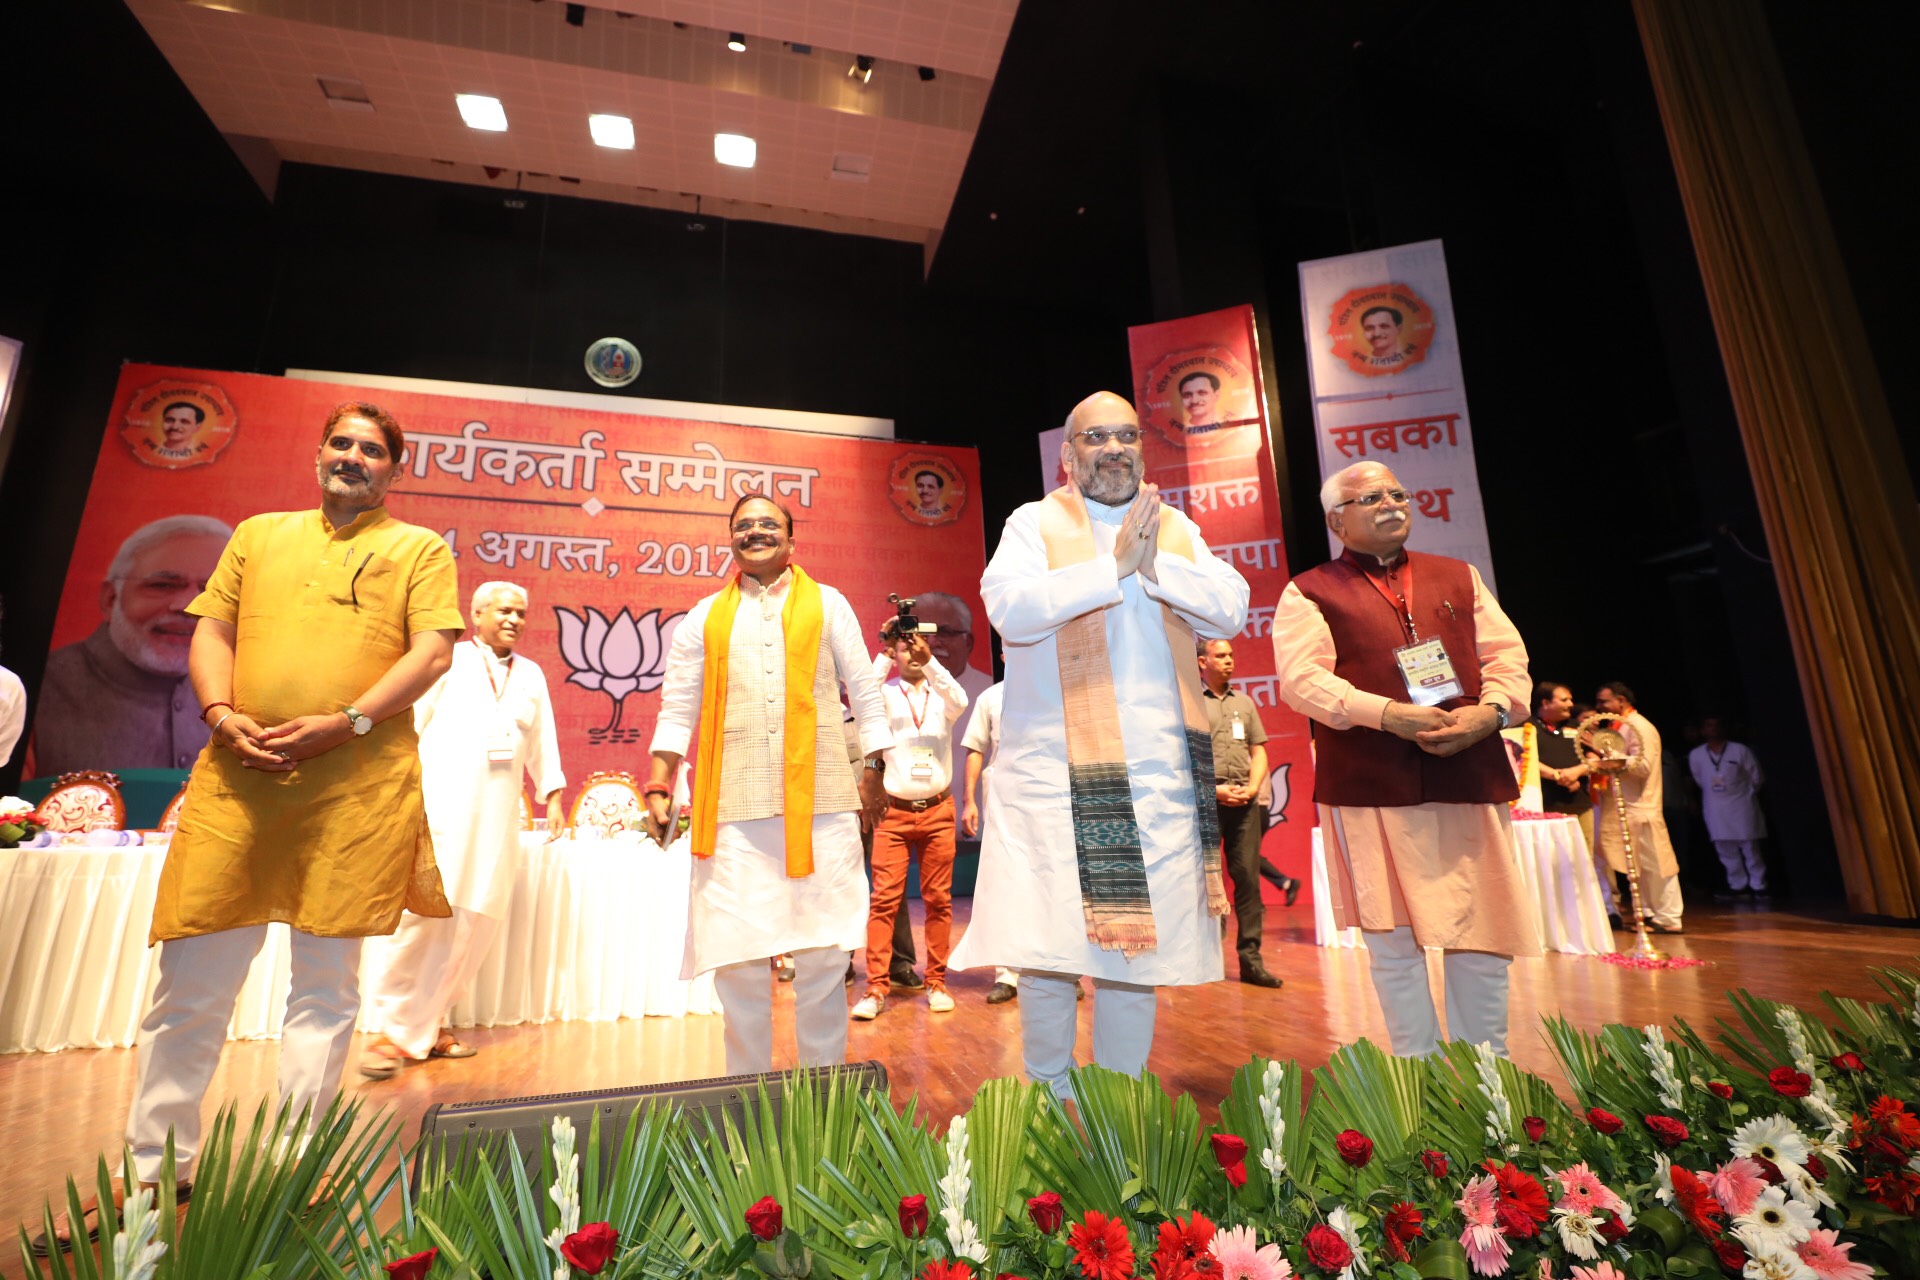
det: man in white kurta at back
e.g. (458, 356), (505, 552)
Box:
(361, 580), (564, 1077)
(950, 391), (1249, 1096)
(1688, 716), (1768, 897)
(647, 495), (891, 1076)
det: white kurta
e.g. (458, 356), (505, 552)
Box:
(949, 498), (1249, 986)
(649, 572), (892, 977)
(1688, 741), (1767, 841)
(414, 643), (564, 919)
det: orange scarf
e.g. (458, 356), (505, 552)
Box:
(689, 565), (825, 876)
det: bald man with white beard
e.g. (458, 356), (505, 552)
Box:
(1271, 462), (1538, 1057)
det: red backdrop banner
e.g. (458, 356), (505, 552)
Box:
(1126, 306), (1316, 900)
(36, 364), (988, 784)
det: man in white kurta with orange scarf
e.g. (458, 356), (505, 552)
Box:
(1272, 461), (1538, 1057)
(950, 391), (1248, 1096)
(647, 494), (890, 1076)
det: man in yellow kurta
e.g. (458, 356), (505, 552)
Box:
(126, 401), (461, 1206)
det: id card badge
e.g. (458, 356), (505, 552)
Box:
(909, 746), (937, 782)
(1711, 775), (1728, 793)
(486, 721), (516, 764)
(1394, 638), (1465, 707)
(1230, 717), (1246, 741)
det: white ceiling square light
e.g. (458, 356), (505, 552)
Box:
(714, 133), (757, 168)
(588, 113), (634, 149)
(455, 93), (508, 132)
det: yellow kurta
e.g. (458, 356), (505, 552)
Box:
(151, 507), (463, 944)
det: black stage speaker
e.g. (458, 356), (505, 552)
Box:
(410, 1060), (889, 1191)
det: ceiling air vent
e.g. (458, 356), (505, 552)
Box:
(830, 153), (872, 183)
(316, 75), (373, 112)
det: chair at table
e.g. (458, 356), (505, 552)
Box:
(157, 777), (191, 834)
(567, 772), (648, 839)
(34, 771), (127, 833)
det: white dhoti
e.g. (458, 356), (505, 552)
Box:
(691, 810), (866, 1076)
(364, 908), (500, 1058)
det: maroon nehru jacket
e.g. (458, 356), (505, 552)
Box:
(1291, 548), (1519, 809)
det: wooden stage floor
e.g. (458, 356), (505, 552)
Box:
(4, 897), (1914, 1259)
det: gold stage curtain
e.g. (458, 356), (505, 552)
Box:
(1632, 0), (1920, 916)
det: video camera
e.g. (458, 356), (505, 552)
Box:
(880, 592), (939, 642)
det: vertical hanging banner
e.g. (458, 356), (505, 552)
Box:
(1298, 239), (1498, 592)
(1124, 304), (1316, 896)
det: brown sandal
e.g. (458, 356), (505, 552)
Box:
(28, 1180), (192, 1256)
(429, 1030), (479, 1060)
(357, 1035), (416, 1080)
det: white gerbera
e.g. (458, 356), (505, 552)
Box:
(1805, 1132), (1855, 1175)
(1730, 1114), (1810, 1171)
(1740, 1242), (1813, 1280)
(1551, 1207), (1602, 1260)
(1733, 1187), (1817, 1253)
(1652, 1152), (1676, 1205)
(1784, 1163), (1836, 1212)
(1327, 1204), (1368, 1279)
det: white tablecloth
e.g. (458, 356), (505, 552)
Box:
(1311, 814), (1615, 955)
(0, 833), (716, 1054)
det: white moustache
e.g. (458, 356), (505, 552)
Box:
(1374, 511), (1407, 527)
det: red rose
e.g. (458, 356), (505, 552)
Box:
(1707, 1081), (1735, 1100)
(1643, 1114), (1689, 1147)
(1713, 1238), (1749, 1270)
(1522, 1116), (1546, 1143)
(1303, 1223), (1353, 1272)
(745, 1195), (783, 1240)
(1769, 1067), (1813, 1098)
(560, 1222), (619, 1276)
(1421, 1149), (1450, 1178)
(1334, 1129), (1374, 1168)
(1831, 1052), (1866, 1073)
(1596, 1211), (1628, 1243)
(384, 1249), (438, 1280)
(1211, 1133), (1249, 1188)
(1586, 1108), (1623, 1135)
(1806, 1154), (1828, 1181)
(1027, 1192), (1065, 1234)
(899, 1194), (931, 1238)
(1751, 1156), (1784, 1184)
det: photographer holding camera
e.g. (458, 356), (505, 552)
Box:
(851, 596), (970, 1020)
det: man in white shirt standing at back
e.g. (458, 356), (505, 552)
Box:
(1688, 715), (1769, 900)
(361, 579), (565, 1077)
(960, 680), (1023, 1004)
(853, 610), (969, 1019)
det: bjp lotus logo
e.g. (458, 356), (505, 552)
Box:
(1263, 763), (1292, 831)
(554, 606), (684, 742)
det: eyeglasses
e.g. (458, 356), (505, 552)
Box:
(1071, 427), (1141, 446)
(730, 518), (786, 535)
(1331, 489), (1411, 510)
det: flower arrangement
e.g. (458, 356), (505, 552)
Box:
(1, 795), (45, 848)
(21, 969), (1920, 1280)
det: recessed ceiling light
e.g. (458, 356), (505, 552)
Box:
(848, 55), (874, 83)
(727, 32), (746, 52)
(714, 133), (757, 168)
(455, 94), (508, 132)
(588, 113), (634, 149)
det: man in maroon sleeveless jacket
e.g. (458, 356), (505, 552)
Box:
(1272, 462), (1539, 1057)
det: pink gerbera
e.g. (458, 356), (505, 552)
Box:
(1457, 1175), (1512, 1277)
(1706, 1156), (1767, 1218)
(1207, 1224), (1292, 1280)
(1794, 1228), (1872, 1280)
(1551, 1163), (1609, 1216)
(1568, 1265), (1629, 1280)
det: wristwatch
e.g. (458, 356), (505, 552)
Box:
(1486, 702), (1510, 731)
(864, 756), (886, 772)
(342, 705), (374, 736)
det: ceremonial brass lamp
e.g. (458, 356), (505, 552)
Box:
(1576, 711), (1666, 964)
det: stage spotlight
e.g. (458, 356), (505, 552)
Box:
(714, 132), (757, 168)
(727, 32), (746, 52)
(588, 113), (634, 149)
(848, 54), (874, 83)
(917, 66), (935, 82)
(564, 3), (584, 26)
(455, 93), (508, 132)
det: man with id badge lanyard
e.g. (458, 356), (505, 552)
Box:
(852, 613), (969, 1019)
(360, 580), (565, 1078)
(1272, 461), (1537, 1058)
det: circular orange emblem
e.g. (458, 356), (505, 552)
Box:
(1327, 284), (1436, 377)
(889, 453), (966, 527)
(121, 380), (238, 469)
(1136, 346), (1257, 449)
